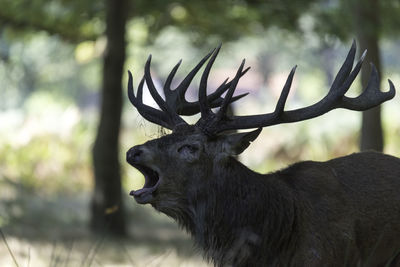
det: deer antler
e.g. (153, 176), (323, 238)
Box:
(128, 45), (249, 130)
(195, 41), (395, 136)
(129, 42), (395, 135)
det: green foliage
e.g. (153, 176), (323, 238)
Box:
(310, 0), (400, 40)
(1, 0), (399, 50)
(131, 0), (319, 45)
(0, 132), (92, 194)
(0, 0), (104, 41)
(0, 91), (94, 194)
(0, 32), (102, 109)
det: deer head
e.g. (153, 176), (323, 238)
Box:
(126, 42), (395, 214)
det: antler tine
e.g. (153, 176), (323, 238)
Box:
(175, 50), (214, 98)
(341, 64), (395, 110)
(128, 71), (174, 129)
(330, 49), (366, 100)
(144, 55), (170, 113)
(274, 65), (297, 116)
(199, 45), (221, 117)
(216, 59), (246, 119)
(163, 59), (182, 98)
(330, 40), (356, 91)
(207, 66), (251, 103)
(144, 56), (188, 128)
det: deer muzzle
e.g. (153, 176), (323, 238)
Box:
(126, 146), (161, 204)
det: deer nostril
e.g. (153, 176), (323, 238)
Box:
(127, 147), (143, 163)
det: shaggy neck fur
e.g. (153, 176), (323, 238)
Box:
(174, 157), (299, 266)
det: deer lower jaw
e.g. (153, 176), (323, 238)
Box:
(129, 164), (161, 204)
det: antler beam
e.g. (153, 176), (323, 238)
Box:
(196, 41), (395, 135)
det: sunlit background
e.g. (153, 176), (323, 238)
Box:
(1, 0), (400, 266)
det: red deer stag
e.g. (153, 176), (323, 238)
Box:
(126, 42), (399, 266)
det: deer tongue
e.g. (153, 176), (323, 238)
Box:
(130, 188), (155, 204)
(130, 184), (158, 197)
(129, 165), (160, 204)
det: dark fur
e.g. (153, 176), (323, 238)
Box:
(128, 127), (400, 266)
(177, 152), (400, 266)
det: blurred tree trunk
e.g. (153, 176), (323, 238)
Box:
(91, 0), (127, 235)
(351, 0), (383, 151)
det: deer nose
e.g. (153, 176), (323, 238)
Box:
(126, 146), (143, 164)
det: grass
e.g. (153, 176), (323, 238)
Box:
(0, 228), (19, 266)
(0, 178), (210, 267)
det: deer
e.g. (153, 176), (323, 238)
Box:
(126, 42), (400, 266)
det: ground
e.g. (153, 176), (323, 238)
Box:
(0, 178), (209, 267)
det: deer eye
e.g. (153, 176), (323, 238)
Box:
(177, 144), (199, 154)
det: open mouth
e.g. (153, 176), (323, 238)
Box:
(129, 164), (160, 204)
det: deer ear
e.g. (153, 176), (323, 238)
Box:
(223, 128), (262, 155)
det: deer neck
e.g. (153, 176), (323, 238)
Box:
(183, 157), (298, 264)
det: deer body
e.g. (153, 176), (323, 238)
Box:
(129, 136), (400, 266)
(126, 44), (398, 266)
(196, 151), (400, 266)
